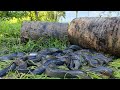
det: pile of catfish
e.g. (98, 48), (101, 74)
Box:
(0, 45), (116, 79)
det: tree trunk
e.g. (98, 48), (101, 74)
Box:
(20, 21), (68, 43)
(30, 11), (33, 21)
(76, 11), (78, 18)
(34, 11), (39, 20)
(54, 11), (58, 22)
(68, 17), (120, 56)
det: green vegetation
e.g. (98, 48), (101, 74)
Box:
(0, 11), (120, 79)
(0, 15), (68, 79)
(0, 11), (65, 22)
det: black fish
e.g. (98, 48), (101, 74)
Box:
(68, 45), (82, 51)
(88, 66), (113, 77)
(32, 59), (64, 75)
(0, 62), (16, 77)
(45, 66), (90, 79)
(32, 67), (46, 74)
(0, 52), (25, 61)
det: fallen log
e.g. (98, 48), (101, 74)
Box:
(20, 18), (120, 56)
(20, 21), (69, 43)
(68, 17), (120, 56)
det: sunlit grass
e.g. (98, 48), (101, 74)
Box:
(1, 18), (120, 79)
(108, 59), (120, 78)
(0, 18), (69, 79)
(0, 60), (13, 70)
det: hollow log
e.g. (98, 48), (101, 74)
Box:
(20, 21), (69, 43)
(68, 17), (120, 56)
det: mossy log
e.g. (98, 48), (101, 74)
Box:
(68, 17), (120, 56)
(20, 21), (69, 43)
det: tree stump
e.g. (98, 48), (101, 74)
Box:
(68, 17), (120, 56)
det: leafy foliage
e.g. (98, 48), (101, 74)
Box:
(0, 11), (66, 22)
(108, 59), (120, 78)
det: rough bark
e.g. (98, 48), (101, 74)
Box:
(68, 17), (120, 56)
(20, 21), (69, 43)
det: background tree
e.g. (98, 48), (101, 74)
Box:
(34, 11), (39, 20)
(0, 11), (66, 22)
(76, 11), (78, 18)
(88, 11), (89, 17)
(99, 11), (120, 17)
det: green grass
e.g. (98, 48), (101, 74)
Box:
(0, 18), (120, 79)
(108, 59), (120, 79)
(0, 18), (69, 79)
